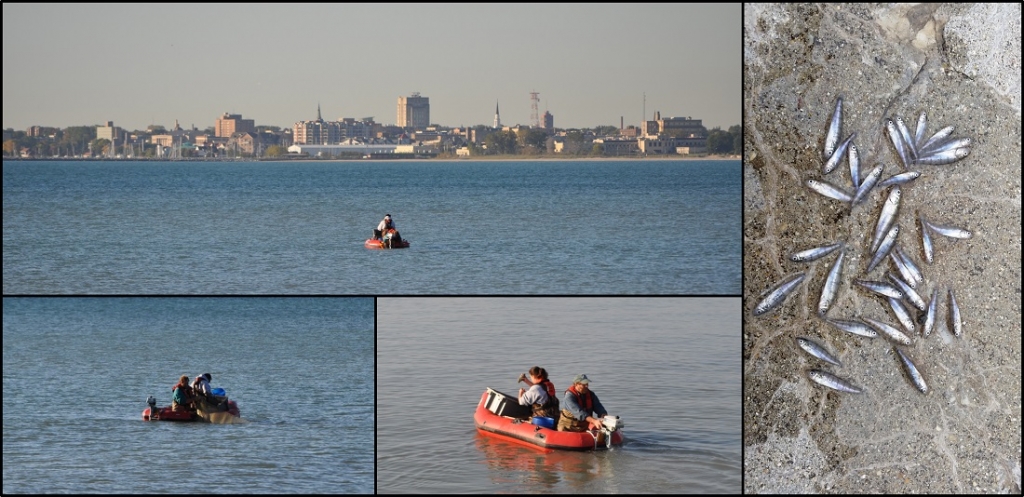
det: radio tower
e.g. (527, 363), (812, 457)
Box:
(530, 90), (540, 128)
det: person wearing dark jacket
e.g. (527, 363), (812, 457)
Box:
(556, 373), (608, 432)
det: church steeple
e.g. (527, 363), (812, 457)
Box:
(494, 100), (501, 129)
(317, 103), (323, 122)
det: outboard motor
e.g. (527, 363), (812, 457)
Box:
(597, 415), (624, 449)
(145, 396), (157, 420)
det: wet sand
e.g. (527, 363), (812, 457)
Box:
(744, 4), (1021, 493)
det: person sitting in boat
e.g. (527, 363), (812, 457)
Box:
(191, 373), (213, 399)
(171, 375), (195, 411)
(556, 373), (608, 432)
(373, 214), (403, 247)
(517, 366), (560, 419)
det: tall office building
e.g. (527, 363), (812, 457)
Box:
(397, 93), (429, 130)
(215, 113), (255, 138)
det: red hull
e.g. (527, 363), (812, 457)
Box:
(474, 391), (623, 451)
(364, 238), (410, 249)
(143, 400), (240, 422)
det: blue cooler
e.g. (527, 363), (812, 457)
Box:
(211, 387), (225, 397)
(531, 416), (555, 429)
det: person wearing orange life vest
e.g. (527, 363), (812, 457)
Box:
(516, 366), (560, 419)
(556, 373), (608, 432)
(171, 375), (195, 411)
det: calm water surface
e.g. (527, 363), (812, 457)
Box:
(3, 160), (740, 294)
(377, 297), (741, 493)
(2, 297), (375, 494)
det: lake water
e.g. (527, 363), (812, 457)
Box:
(376, 297), (741, 493)
(2, 159), (740, 294)
(1, 297), (375, 494)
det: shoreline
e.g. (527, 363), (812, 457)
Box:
(3, 154), (740, 163)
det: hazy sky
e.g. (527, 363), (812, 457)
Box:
(2, 3), (740, 132)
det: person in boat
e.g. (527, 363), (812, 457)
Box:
(373, 214), (403, 247)
(516, 366), (560, 420)
(171, 375), (195, 411)
(556, 373), (608, 432)
(191, 373), (213, 399)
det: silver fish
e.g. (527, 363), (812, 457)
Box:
(848, 142), (860, 189)
(794, 336), (843, 366)
(895, 348), (928, 394)
(893, 245), (924, 287)
(888, 272), (926, 311)
(914, 112), (927, 148)
(817, 249), (845, 315)
(922, 288), (938, 337)
(867, 224), (899, 273)
(915, 146), (971, 165)
(889, 251), (916, 289)
(920, 137), (972, 155)
(806, 179), (853, 203)
(922, 218), (973, 239)
(854, 278), (903, 299)
(824, 318), (879, 338)
(808, 369), (863, 394)
(790, 241), (843, 262)
(863, 317), (913, 346)
(948, 288), (962, 337)
(918, 125), (954, 152)
(753, 272), (806, 316)
(920, 213), (934, 264)
(872, 187), (901, 253)
(822, 132), (856, 175)
(895, 117), (917, 161)
(877, 171), (920, 188)
(851, 164), (883, 205)
(887, 296), (916, 334)
(797, 337), (843, 366)
(886, 119), (911, 168)
(823, 97), (842, 160)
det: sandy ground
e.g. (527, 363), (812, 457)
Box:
(744, 4), (1021, 493)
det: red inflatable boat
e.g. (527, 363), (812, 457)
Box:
(364, 238), (410, 249)
(474, 388), (624, 451)
(142, 395), (240, 422)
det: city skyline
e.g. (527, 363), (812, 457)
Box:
(2, 3), (741, 132)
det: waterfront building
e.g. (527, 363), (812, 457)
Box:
(294, 105), (375, 145)
(287, 142), (438, 158)
(215, 112), (255, 138)
(397, 93), (429, 130)
(96, 121), (122, 142)
(294, 105), (336, 145)
(594, 137), (639, 156)
(642, 111), (706, 140)
(542, 111), (554, 134)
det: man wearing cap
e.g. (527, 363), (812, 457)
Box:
(556, 373), (609, 432)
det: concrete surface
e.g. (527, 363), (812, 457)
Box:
(744, 4), (1021, 493)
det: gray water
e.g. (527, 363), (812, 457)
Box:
(1, 297), (375, 494)
(2, 159), (740, 295)
(376, 297), (741, 493)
